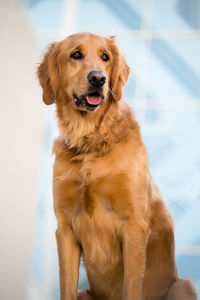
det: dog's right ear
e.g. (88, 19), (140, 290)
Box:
(37, 42), (58, 105)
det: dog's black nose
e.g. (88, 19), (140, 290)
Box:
(87, 71), (107, 87)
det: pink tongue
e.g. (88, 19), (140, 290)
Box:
(86, 96), (101, 105)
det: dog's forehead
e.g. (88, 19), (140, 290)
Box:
(61, 33), (108, 51)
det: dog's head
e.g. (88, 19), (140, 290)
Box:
(37, 32), (130, 112)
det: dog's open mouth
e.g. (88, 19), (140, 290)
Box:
(73, 92), (104, 111)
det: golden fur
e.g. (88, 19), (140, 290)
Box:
(37, 32), (197, 300)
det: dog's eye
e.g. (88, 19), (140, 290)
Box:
(101, 53), (109, 62)
(70, 51), (83, 60)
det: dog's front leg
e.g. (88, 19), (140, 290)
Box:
(122, 221), (148, 300)
(56, 224), (81, 300)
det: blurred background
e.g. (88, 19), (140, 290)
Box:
(0, 0), (200, 299)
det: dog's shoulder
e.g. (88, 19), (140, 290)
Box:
(53, 137), (68, 156)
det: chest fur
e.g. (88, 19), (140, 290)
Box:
(53, 135), (147, 269)
(69, 168), (132, 235)
(72, 199), (123, 272)
(54, 156), (134, 270)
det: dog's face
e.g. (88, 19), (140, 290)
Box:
(38, 32), (130, 113)
(58, 33), (112, 112)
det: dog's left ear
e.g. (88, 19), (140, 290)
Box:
(108, 38), (130, 102)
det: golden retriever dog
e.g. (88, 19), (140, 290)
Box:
(37, 32), (197, 300)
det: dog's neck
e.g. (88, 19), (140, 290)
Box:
(56, 100), (137, 156)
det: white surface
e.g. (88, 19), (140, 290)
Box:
(0, 1), (43, 300)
